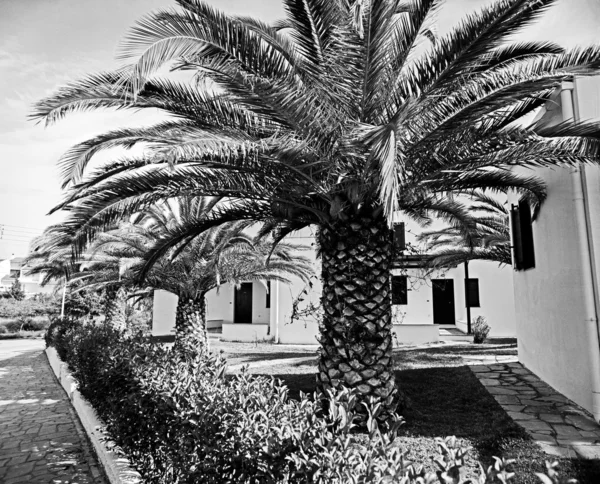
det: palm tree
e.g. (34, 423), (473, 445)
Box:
(417, 191), (519, 268)
(25, 226), (82, 318)
(81, 197), (315, 353)
(32, 0), (600, 415)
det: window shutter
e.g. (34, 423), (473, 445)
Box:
(519, 200), (535, 270)
(391, 275), (408, 305)
(511, 204), (525, 270)
(511, 201), (535, 271)
(465, 278), (480, 307)
(394, 223), (406, 251)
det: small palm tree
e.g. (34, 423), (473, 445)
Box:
(32, 0), (600, 415)
(81, 197), (315, 353)
(417, 191), (517, 268)
(25, 226), (82, 318)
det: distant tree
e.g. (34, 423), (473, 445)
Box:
(9, 278), (25, 301)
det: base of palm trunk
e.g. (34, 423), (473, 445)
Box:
(317, 212), (398, 422)
(174, 296), (208, 355)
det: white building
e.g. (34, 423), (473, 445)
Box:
(152, 225), (516, 345)
(509, 76), (600, 422)
(0, 255), (57, 296)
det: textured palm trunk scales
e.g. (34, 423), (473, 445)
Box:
(174, 296), (208, 355)
(318, 213), (397, 418)
(104, 287), (127, 332)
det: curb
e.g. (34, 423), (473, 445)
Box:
(45, 347), (143, 484)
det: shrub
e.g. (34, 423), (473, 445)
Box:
(45, 316), (81, 360)
(473, 316), (491, 344)
(0, 320), (22, 333)
(8, 278), (25, 300)
(47, 320), (576, 484)
(0, 297), (56, 319)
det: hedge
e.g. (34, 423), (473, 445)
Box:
(46, 319), (574, 484)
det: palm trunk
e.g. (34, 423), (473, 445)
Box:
(174, 295), (208, 355)
(318, 212), (397, 420)
(104, 287), (127, 332)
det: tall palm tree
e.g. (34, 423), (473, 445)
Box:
(417, 191), (518, 268)
(81, 197), (315, 353)
(32, 0), (600, 416)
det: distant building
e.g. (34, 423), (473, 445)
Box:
(152, 225), (516, 345)
(0, 254), (58, 296)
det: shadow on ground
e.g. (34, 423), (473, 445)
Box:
(269, 365), (600, 484)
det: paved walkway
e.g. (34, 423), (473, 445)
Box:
(0, 339), (106, 483)
(471, 362), (600, 460)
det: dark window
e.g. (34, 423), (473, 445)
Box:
(266, 281), (271, 308)
(465, 278), (480, 307)
(391, 275), (408, 305)
(511, 200), (535, 270)
(9, 269), (19, 278)
(393, 222), (406, 251)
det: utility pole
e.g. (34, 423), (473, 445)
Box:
(464, 260), (471, 334)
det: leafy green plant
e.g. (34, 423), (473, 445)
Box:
(0, 297), (57, 319)
(473, 316), (491, 344)
(8, 278), (25, 300)
(46, 320), (579, 484)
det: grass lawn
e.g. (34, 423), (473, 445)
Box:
(210, 338), (600, 483)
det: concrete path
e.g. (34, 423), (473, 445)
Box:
(471, 362), (600, 460)
(0, 339), (106, 483)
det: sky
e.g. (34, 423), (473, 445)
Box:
(0, 0), (599, 258)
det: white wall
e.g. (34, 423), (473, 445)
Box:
(391, 263), (515, 337)
(458, 261), (516, 337)
(152, 289), (178, 336)
(222, 322), (270, 342)
(206, 284), (232, 329)
(0, 259), (9, 278)
(511, 165), (594, 412)
(510, 76), (600, 414)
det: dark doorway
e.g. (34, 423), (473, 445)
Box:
(432, 279), (455, 325)
(234, 283), (253, 324)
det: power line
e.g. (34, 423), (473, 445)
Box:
(2, 231), (39, 239)
(0, 223), (45, 232)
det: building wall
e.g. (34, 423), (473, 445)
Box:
(218, 281), (271, 326)
(391, 262), (515, 336)
(205, 284), (231, 329)
(151, 226), (515, 344)
(511, 165), (594, 412)
(152, 289), (178, 336)
(0, 260), (10, 279)
(510, 76), (600, 414)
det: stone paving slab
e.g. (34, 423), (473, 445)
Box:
(471, 363), (600, 460)
(0, 340), (106, 483)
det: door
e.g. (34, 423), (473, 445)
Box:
(234, 283), (253, 324)
(432, 279), (455, 325)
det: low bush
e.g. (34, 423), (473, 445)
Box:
(0, 297), (56, 319)
(47, 320), (576, 484)
(473, 316), (491, 344)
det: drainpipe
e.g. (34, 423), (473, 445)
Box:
(464, 261), (472, 334)
(273, 280), (280, 344)
(562, 81), (600, 422)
